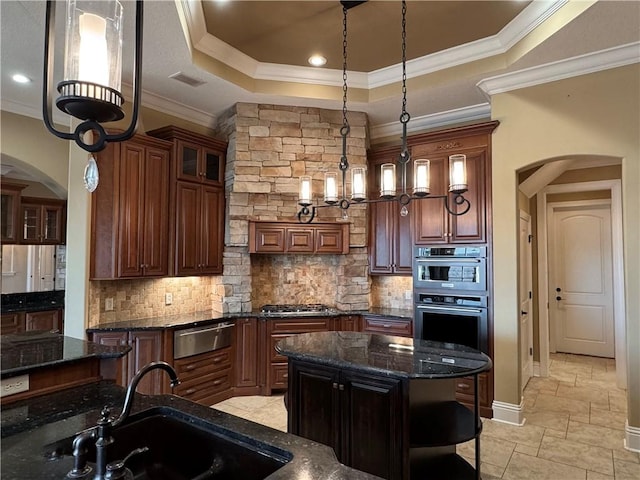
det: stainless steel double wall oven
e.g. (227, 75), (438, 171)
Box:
(413, 246), (489, 354)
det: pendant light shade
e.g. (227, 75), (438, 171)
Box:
(299, 176), (313, 206)
(380, 164), (396, 199)
(324, 172), (339, 204)
(351, 167), (366, 202)
(413, 159), (430, 197)
(449, 154), (468, 193)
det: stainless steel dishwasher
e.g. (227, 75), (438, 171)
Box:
(173, 321), (234, 359)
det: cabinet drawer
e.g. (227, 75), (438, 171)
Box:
(174, 348), (231, 381)
(362, 317), (412, 337)
(455, 373), (489, 407)
(175, 368), (231, 403)
(270, 363), (289, 390)
(270, 318), (333, 333)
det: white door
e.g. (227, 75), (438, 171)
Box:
(548, 203), (614, 358)
(519, 211), (533, 391)
(38, 245), (55, 291)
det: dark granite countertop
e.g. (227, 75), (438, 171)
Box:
(1, 291), (65, 313)
(87, 308), (412, 332)
(0, 382), (380, 480)
(0, 332), (130, 379)
(276, 331), (492, 379)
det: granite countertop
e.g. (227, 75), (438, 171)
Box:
(0, 382), (380, 480)
(0, 291), (65, 313)
(276, 331), (492, 379)
(0, 332), (130, 378)
(87, 308), (413, 332)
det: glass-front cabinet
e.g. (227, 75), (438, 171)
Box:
(176, 140), (223, 185)
(1, 184), (24, 244)
(20, 198), (66, 244)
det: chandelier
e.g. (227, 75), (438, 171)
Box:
(297, 0), (470, 223)
(42, 0), (144, 191)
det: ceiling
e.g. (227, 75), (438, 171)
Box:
(1, 0), (639, 143)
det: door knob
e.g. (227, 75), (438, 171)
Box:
(521, 310), (528, 315)
(556, 296), (562, 301)
(556, 287), (562, 292)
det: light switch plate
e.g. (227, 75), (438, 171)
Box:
(1, 374), (29, 398)
(105, 298), (114, 311)
(405, 290), (412, 300)
(165, 293), (173, 305)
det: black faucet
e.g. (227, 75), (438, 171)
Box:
(67, 361), (180, 480)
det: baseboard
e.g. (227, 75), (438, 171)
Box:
(491, 398), (525, 426)
(625, 421), (640, 452)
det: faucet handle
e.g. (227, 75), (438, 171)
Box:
(105, 447), (149, 480)
(99, 406), (112, 424)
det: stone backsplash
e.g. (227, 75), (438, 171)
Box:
(370, 275), (413, 310)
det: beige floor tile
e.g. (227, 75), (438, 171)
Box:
(566, 420), (627, 452)
(608, 392), (628, 413)
(502, 452), (587, 480)
(590, 407), (627, 431)
(551, 362), (594, 377)
(586, 471), (614, 479)
(479, 461), (506, 479)
(524, 409), (570, 432)
(534, 393), (591, 415)
(525, 376), (560, 395)
(614, 458), (640, 479)
(538, 435), (614, 476)
(482, 420), (545, 449)
(514, 443), (539, 456)
(570, 411), (592, 424)
(555, 384), (610, 409)
(613, 448), (640, 464)
(548, 369), (579, 385)
(457, 435), (515, 468)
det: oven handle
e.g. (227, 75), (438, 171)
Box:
(416, 305), (484, 314)
(415, 258), (482, 263)
(176, 323), (234, 337)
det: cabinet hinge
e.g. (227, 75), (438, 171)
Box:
(529, 291), (532, 299)
(529, 347), (533, 356)
(528, 234), (533, 243)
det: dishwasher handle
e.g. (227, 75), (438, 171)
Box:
(175, 322), (234, 338)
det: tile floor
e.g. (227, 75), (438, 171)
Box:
(213, 353), (639, 479)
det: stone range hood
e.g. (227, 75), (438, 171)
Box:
(213, 103), (371, 314)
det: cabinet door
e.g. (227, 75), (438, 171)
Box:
(200, 186), (224, 274)
(286, 228), (314, 252)
(315, 226), (345, 254)
(21, 204), (42, 243)
(369, 201), (394, 274)
(413, 156), (448, 244)
(337, 315), (360, 332)
(395, 209), (413, 273)
(252, 226), (286, 253)
(450, 150), (486, 243)
(176, 140), (202, 183)
(1, 187), (21, 244)
(1, 312), (24, 335)
(90, 331), (129, 386)
(142, 147), (170, 276)
(118, 143), (146, 277)
(235, 318), (258, 388)
(128, 331), (163, 395)
(288, 361), (341, 453)
(25, 309), (62, 333)
(340, 370), (404, 480)
(202, 148), (224, 186)
(175, 181), (202, 276)
(41, 205), (64, 244)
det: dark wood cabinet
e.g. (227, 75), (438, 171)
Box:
(361, 315), (412, 337)
(175, 182), (224, 275)
(25, 309), (62, 333)
(335, 314), (360, 332)
(1, 183), (25, 244)
(174, 347), (233, 405)
(89, 330), (165, 395)
(368, 147), (412, 275)
(91, 134), (172, 279)
(234, 317), (260, 395)
(1, 312), (23, 335)
(147, 126), (227, 276)
(20, 197), (66, 245)
(288, 360), (404, 480)
(409, 122), (497, 245)
(249, 221), (349, 255)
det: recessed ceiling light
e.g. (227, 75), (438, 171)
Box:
(12, 73), (31, 84)
(308, 55), (327, 67)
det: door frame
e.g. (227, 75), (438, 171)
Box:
(536, 179), (626, 388)
(519, 210), (534, 391)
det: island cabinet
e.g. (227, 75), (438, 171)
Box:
(1, 308), (64, 335)
(90, 134), (172, 279)
(408, 121), (498, 245)
(88, 330), (169, 395)
(249, 221), (349, 255)
(20, 197), (66, 245)
(367, 146), (412, 275)
(147, 125), (226, 276)
(234, 317), (261, 395)
(288, 361), (405, 480)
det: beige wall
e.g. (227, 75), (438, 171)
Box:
(491, 64), (639, 427)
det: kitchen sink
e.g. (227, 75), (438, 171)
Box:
(44, 406), (291, 480)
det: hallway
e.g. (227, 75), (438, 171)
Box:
(214, 353), (639, 479)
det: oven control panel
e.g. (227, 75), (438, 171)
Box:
(416, 293), (487, 308)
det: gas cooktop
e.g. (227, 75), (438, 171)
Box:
(260, 304), (335, 316)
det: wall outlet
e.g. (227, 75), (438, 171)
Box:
(105, 298), (114, 311)
(405, 290), (412, 300)
(0, 374), (29, 398)
(165, 293), (173, 305)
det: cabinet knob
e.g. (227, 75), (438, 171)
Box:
(339, 384), (344, 391)
(332, 382), (338, 390)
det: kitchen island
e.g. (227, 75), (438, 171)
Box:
(277, 331), (492, 480)
(0, 381), (381, 480)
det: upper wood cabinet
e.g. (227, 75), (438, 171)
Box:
(147, 126), (227, 276)
(368, 147), (412, 275)
(1, 183), (25, 244)
(249, 221), (349, 254)
(20, 197), (66, 245)
(91, 134), (172, 279)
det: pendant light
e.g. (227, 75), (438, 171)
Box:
(295, 0), (471, 223)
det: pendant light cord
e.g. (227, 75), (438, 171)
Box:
(399, 0), (410, 194)
(340, 5), (350, 174)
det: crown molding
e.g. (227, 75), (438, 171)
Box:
(477, 42), (640, 96)
(370, 103), (491, 140)
(179, 0), (565, 89)
(1, 99), (69, 127)
(140, 89), (217, 128)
